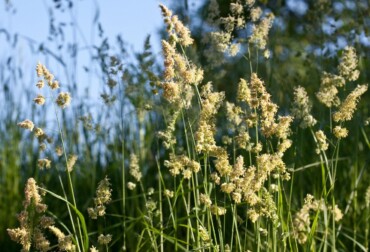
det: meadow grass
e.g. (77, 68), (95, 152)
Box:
(2, 2), (370, 252)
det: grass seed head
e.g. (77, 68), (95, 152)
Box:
(18, 119), (34, 131)
(56, 92), (72, 109)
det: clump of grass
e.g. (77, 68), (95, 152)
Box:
(5, 2), (370, 252)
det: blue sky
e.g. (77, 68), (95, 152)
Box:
(0, 0), (169, 107)
(0, 0), (164, 52)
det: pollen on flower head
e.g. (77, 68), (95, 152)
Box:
(230, 2), (243, 15)
(56, 92), (71, 109)
(161, 40), (175, 81)
(315, 130), (329, 154)
(200, 193), (212, 207)
(146, 200), (157, 212)
(159, 4), (172, 20)
(221, 182), (236, 194)
(316, 72), (344, 108)
(338, 46), (360, 81)
(172, 15), (193, 46)
(7, 178), (53, 251)
(7, 228), (31, 251)
(249, 12), (275, 50)
(237, 78), (251, 104)
(198, 225), (211, 243)
(210, 205), (227, 216)
(332, 84), (368, 122)
(34, 127), (44, 137)
(365, 186), (370, 208)
(90, 246), (99, 252)
(245, 0), (256, 7)
(66, 154), (78, 172)
(164, 189), (174, 198)
(182, 168), (192, 179)
(292, 86), (317, 128)
(333, 126), (348, 139)
(98, 234), (112, 245)
(50, 80), (60, 90)
(250, 7), (263, 22)
(148, 187), (154, 196)
(210, 172), (221, 185)
(18, 119), (34, 131)
(88, 176), (112, 219)
(127, 182), (136, 190)
(129, 153), (142, 182)
(36, 62), (43, 77)
(331, 205), (343, 221)
(162, 82), (180, 103)
(49, 226), (76, 251)
(36, 80), (44, 89)
(55, 146), (63, 156)
(228, 43), (240, 56)
(38, 159), (51, 170)
(34, 94), (46, 105)
(159, 4), (193, 47)
(247, 209), (260, 223)
(263, 49), (271, 59)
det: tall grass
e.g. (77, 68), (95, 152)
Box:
(2, 1), (370, 252)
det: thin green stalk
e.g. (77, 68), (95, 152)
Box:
(121, 138), (126, 250)
(139, 181), (158, 252)
(186, 179), (191, 250)
(51, 90), (83, 251)
(174, 177), (178, 251)
(247, 46), (254, 74)
(216, 215), (225, 252)
(158, 168), (164, 252)
(256, 220), (261, 252)
(287, 165), (297, 251)
(365, 204), (369, 252)
(119, 79), (127, 250)
(231, 204), (242, 251)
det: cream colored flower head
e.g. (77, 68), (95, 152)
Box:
(36, 80), (44, 89)
(98, 234), (112, 245)
(33, 94), (46, 105)
(127, 182), (136, 190)
(18, 119), (34, 131)
(56, 92), (71, 109)
(164, 189), (174, 198)
(38, 158), (51, 170)
(338, 46), (360, 81)
(66, 154), (78, 172)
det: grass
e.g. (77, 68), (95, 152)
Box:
(1, 2), (370, 252)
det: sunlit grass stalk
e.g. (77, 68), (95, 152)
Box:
(253, 107), (261, 252)
(186, 179), (191, 249)
(51, 90), (84, 251)
(118, 75), (127, 251)
(173, 177), (178, 251)
(330, 137), (342, 251)
(287, 165), (298, 252)
(138, 180), (158, 251)
(156, 156), (178, 250)
(158, 166), (164, 252)
(215, 213), (225, 251)
(231, 204), (242, 251)
(121, 138), (126, 250)
(180, 106), (199, 248)
(275, 178), (283, 252)
(201, 154), (218, 250)
(310, 128), (329, 194)
(365, 203), (369, 251)
(180, 180), (195, 243)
